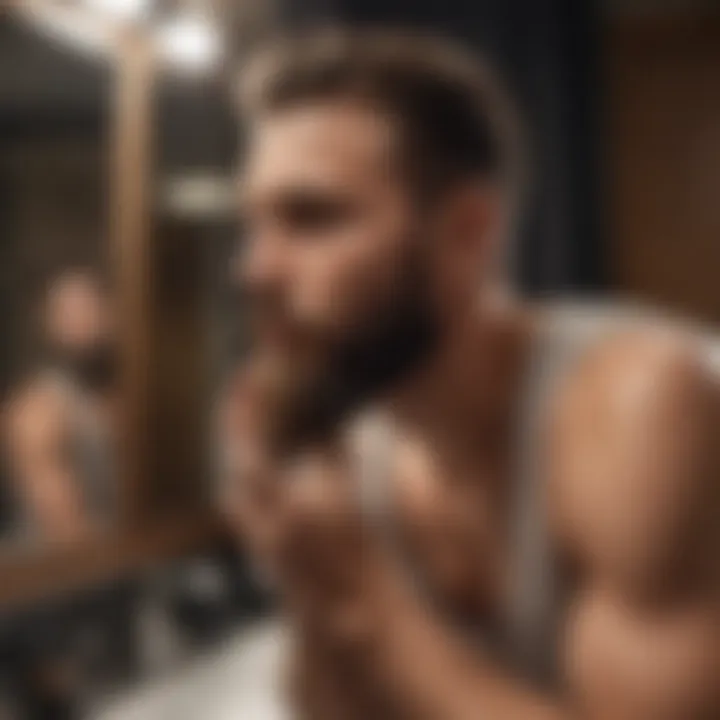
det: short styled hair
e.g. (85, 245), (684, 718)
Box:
(237, 28), (523, 203)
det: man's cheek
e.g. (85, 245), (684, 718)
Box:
(294, 232), (399, 333)
(293, 265), (362, 332)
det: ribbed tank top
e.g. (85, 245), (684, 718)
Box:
(351, 301), (720, 688)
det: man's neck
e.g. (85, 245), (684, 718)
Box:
(387, 296), (534, 464)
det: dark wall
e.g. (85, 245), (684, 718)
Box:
(0, 17), (109, 394)
(0, 19), (109, 128)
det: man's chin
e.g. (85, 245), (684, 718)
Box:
(248, 359), (329, 453)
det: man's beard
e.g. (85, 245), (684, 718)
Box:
(51, 343), (117, 393)
(255, 246), (440, 457)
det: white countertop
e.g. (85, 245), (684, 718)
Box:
(94, 619), (291, 720)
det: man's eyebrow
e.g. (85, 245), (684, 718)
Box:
(238, 182), (353, 215)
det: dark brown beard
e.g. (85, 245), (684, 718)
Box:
(50, 343), (117, 392)
(263, 246), (440, 457)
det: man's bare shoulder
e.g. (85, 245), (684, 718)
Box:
(548, 325), (720, 593)
(4, 374), (68, 444)
(550, 323), (718, 426)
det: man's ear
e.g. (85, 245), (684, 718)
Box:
(437, 182), (503, 283)
(455, 182), (501, 250)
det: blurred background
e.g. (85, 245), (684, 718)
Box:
(0, 0), (717, 717)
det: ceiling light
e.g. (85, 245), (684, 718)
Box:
(156, 14), (220, 73)
(85, 0), (150, 22)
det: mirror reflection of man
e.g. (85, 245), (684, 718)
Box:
(5, 268), (117, 546)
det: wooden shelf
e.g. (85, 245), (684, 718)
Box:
(0, 513), (226, 611)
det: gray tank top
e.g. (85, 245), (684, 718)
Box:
(46, 368), (115, 527)
(7, 369), (115, 547)
(352, 301), (720, 688)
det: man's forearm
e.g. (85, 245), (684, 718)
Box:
(337, 561), (570, 720)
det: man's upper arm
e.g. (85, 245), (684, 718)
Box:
(550, 330), (720, 719)
(7, 384), (65, 479)
(5, 382), (85, 534)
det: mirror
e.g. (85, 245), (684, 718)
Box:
(0, 12), (117, 553)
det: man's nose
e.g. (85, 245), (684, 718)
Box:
(234, 234), (288, 295)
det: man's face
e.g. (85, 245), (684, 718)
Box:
(238, 102), (445, 450)
(45, 273), (116, 389)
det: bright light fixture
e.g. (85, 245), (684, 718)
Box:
(22, 3), (115, 55)
(85, 0), (150, 21)
(156, 15), (220, 73)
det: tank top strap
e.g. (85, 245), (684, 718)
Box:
(503, 311), (568, 685)
(348, 411), (397, 533)
(503, 302), (631, 685)
(45, 367), (115, 524)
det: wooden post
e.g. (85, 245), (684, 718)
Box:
(110, 29), (154, 527)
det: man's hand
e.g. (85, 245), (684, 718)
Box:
(220, 365), (404, 718)
(218, 365), (282, 567)
(278, 450), (392, 638)
(219, 364), (391, 623)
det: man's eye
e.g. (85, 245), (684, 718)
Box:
(281, 198), (353, 232)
